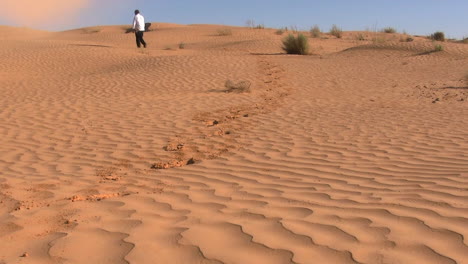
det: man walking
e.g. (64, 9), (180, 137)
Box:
(133, 9), (147, 48)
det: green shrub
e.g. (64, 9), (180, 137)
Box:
(282, 34), (309, 55)
(430, 31), (445, 41)
(179, 42), (186, 49)
(310, 25), (321, 38)
(434, 44), (444, 52)
(382, 27), (397, 33)
(329, 25), (342, 38)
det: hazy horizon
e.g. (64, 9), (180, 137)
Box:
(0, 0), (467, 39)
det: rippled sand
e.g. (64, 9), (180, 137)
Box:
(1, 24), (467, 264)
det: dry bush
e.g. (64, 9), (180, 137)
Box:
(275, 28), (285, 35)
(282, 34), (309, 55)
(225, 80), (251, 93)
(355, 33), (365, 41)
(178, 42), (186, 49)
(289, 25), (299, 33)
(430, 31), (445, 41)
(246, 19), (255, 28)
(329, 24), (342, 38)
(310, 25), (321, 38)
(217, 28), (232, 36)
(382, 27), (397, 33)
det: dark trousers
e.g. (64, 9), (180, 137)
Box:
(135, 31), (147, 48)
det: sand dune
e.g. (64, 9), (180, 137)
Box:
(0, 24), (467, 264)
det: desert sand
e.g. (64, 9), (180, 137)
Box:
(0, 23), (467, 264)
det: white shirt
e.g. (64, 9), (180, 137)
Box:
(133, 14), (145, 31)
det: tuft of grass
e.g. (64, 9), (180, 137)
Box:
(282, 33), (310, 55)
(225, 80), (251, 93)
(178, 42), (186, 49)
(355, 33), (365, 41)
(290, 25), (299, 34)
(217, 28), (232, 36)
(275, 28), (285, 35)
(254, 24), (265, 29)
(310, 25), (321, 38)
(434, 44), (444, 52)
(400, 35), (414, 42)
(329, 24), (342, 38)
(430, 31), (445, 42)
(382, 27), (397, 33)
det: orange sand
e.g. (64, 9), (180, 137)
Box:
(0, 24), (467, 264)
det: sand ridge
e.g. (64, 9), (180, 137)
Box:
(0, 24), (467, 263)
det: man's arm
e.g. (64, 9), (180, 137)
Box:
(132, 16), (137, 30)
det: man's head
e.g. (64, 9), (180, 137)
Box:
(134, 9), (140, 15)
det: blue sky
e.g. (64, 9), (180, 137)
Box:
(1, 0), (467, 39)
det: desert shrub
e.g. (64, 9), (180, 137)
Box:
(355, 33), (365, 41)
(382, 27), (397, 33)
(246, 19), (255, 28)
(179, 42), (186, 49)
(400, 35), (414, 42)
(290, 25), (299, 33)
(217, 28), (232, 36)
(282, 33), (309, 55)
(275, 29), (285, 35)
(430, 31), (445, 41)
(310, 25), (321, 38)
(329, 25), (342, 38)
(225, 80), (251, 93)
(434, 44), (444, 52)
(254, 24), (265, 29)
